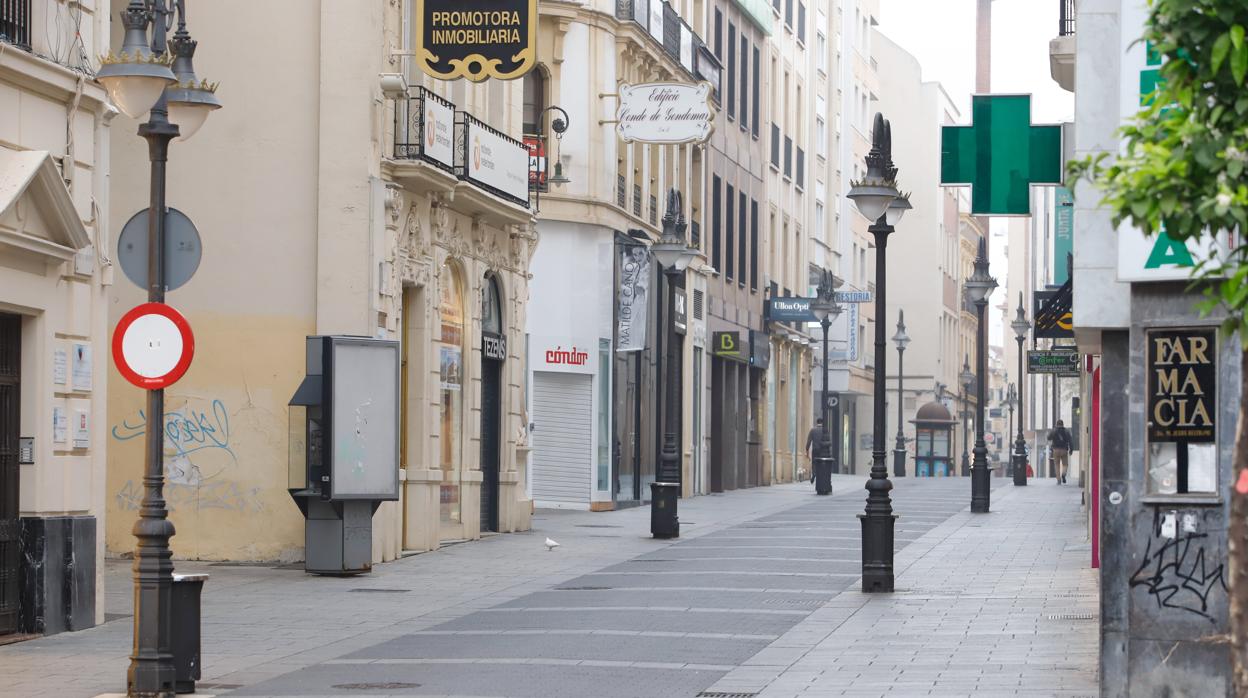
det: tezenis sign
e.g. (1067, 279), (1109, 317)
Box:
(1146, 328), (1216, 443)
(414, 0), (537, 81)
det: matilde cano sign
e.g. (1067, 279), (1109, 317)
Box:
(617, 82), (716, 144)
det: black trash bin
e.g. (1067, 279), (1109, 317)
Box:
(171, 573), (207, 694)
(814, 457), (834, 495)
(650, 482), (680, 538)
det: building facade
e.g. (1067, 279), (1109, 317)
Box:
(1059, 0), (1237, 692)
(0, 0), (111, 636)
(105, 0), (533, 562)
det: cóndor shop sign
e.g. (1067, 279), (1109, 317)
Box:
(617, 82), (715, 144)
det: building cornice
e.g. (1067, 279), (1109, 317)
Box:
(0, 48), (108, 113)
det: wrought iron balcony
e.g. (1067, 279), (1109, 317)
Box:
(616, 0), (718, 90)
(1059, 0), (1075, 36)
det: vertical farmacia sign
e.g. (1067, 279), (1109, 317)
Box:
(415, 0), (537, 81)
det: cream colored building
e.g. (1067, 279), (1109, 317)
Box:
(0, 0), (111, 635)
(105, 0), (533, 563)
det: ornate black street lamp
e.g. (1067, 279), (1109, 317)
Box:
(98, 2), (220, 695)
(847, 113), (909, 593)
(959, 354), (974, 476)
(810, 271), (843, 493)
(650, 189), (697, 538)
(1011, 294), (1032, 487)
(965, 238), (997, 513)
(891, 311), (910, 477)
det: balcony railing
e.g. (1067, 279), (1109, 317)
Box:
(1059, 0), (1075, 36)
(617, 0), (716, 87)
(0, 0), (31, 50)
(393, 88), (456, 173)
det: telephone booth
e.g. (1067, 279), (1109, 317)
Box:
(911, 401), (956, 477)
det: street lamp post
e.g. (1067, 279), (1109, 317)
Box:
(810, 271), (843, 494)
(959, 354), (974, 476)
(891, 311), (910, 477)
(1011, 294), (1032, 487)
(650, 189), (697, 538)
(847, 113), (909, 593)
(97, 2), (220, 695)
(965, 238), (997, 513)
(1006, 383), (1017, 475)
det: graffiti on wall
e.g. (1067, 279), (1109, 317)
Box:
(111, 398), (263, 513)
(1130, 509), (1228, 623)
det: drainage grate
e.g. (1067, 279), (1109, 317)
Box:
(1047, 612), (1097, 621)
(334, 683), (421, 690)
(348, 588), (410, 594)
(556, 586), (613, 591)
(698, 692), (758, 698)
(763, 598), (823, 607)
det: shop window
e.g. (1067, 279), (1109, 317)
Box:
(438, 261), (466, 527)
(1146, 328), (1218, 495)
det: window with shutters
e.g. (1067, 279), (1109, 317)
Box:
(727, 23), (736, 120)
(725, 184), (735, 281)
(749, 199), (759, 291)
(711, 176), (722, 270)
(737, 191), (746, 288)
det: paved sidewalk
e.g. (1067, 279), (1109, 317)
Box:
(701, 481), (1098, 697)
(0, 475), (863, 697)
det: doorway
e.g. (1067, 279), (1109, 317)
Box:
(0, 313), (21, 636)
(479, 275), (504, 533)
(479, 357), (501, 532)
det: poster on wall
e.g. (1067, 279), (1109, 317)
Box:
(617, 245), (651, 352)
(71, 343), (92, 392)
(412, 0), (537, 81)
(617, 82), (716, 145)
(465, 116), (530, 204)
(52, 406), (67, 443)
(439, 347), (462, 391)
(73, 409), (90, 449)
(53, 348), (68, 386)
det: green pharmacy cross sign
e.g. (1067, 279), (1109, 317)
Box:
(941, 95), (1063, 216)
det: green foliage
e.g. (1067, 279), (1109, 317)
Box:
(1068, 0), (1248, 344)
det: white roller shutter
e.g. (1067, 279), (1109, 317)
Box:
(532, 371), (593, 505)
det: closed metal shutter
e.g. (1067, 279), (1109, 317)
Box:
(532, 372), (592, 505)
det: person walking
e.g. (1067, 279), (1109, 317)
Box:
(805, 418), (824, 484)
(1048, 420), (1072, 484)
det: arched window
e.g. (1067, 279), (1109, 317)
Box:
(482, 275), (503, 336)
(522, 68), (546, 135)
(438, 261), (465, 527)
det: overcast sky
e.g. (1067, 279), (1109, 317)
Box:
(877, 0), (1074, 347)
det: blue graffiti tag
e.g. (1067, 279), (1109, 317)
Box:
(112, 399), (235, 462)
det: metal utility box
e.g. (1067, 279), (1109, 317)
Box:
(288, 336), (400, 575)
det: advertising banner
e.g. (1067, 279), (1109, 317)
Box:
(413, 0), (537, 81)
(617, 245), (650, 352)
(465, 117), (530, 204)
(421, 89), (455, 169)
(617, 82), (715, 144)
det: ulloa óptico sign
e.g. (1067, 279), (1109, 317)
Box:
(415, 0), (537, 81)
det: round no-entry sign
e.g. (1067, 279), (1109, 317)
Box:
(112, 303), (195, 389)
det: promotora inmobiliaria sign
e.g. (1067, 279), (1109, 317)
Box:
(617, 82), (715, 144)
(414, 0), (537, 82)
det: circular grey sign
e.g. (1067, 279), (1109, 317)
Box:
(117, 207), (202, 291)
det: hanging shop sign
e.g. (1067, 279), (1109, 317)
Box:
(1146, 328), (1216, 443)
(617, 82), (716, 145)
(673, 288), (687, 335)
(463, 115), (530, 205)
(413, 0), (537, 81)
(767, 297), (814, 323)
(536, 336), (595, 374)
(1033, 288), (1074, 340)
(617, 245), (651, 352)
(525, 135), (547, 191)
(1027, 348), (1080, 377)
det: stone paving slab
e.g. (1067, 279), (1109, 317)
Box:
(700, 481), (1099, 698)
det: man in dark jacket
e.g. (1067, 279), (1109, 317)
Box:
(805, 419), (824, 483)
(1048, 420), (1073, 484)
